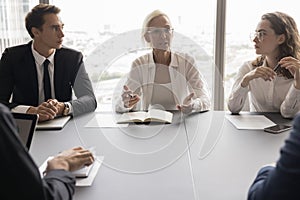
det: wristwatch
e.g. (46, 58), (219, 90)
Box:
(63, 103), (70, 116)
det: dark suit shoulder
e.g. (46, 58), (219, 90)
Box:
(55, 47), (84, 70)
(293, 113), (300, 130)
(0, 103), (18, 136)
(0, 103), (13, 120)
(2, 43), (31, 58)
(4, 43), (30, 51)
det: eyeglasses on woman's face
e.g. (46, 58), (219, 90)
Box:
(250, 31), (267, 42)
(147, 27), (174, 36)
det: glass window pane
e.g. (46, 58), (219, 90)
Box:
(51, 0), (216, 111)
(0, 0), (39, 53)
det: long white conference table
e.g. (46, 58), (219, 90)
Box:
(29, 111), (293, 200)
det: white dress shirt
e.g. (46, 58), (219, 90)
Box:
(227, 60), (300, 118)
(31, 43), (56, 105)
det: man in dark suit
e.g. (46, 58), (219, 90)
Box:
(0, 4), (96, 122)
(248, 113), (300, 200)
(0, 103), (94, 199)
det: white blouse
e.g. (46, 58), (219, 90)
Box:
(151, 82), (177, 110)
(227, 60), (300, 118)
(115, 52), (211, 113)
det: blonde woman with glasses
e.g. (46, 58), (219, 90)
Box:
(228, 11), (300, 118)
(116, 10), (211, 114)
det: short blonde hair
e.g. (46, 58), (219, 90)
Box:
(141, 10), (171, 39)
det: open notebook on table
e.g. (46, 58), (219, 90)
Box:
(117, 109), (173, 124)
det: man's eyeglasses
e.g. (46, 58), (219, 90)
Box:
(250, 31), (266, 42)
(147, 28), (174, 35)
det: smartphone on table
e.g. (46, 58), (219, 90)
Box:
(264, 124), (292, 134)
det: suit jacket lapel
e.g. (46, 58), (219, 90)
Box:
(25, 42), (39, 105)
(53, 50), (65, 100)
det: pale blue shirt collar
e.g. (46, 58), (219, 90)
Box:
(31, 42), (56, 65)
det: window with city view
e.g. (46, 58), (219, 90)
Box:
(2, 0), (300, 111)
(0, 0), (38, 54)
(51, 0), (216, 111)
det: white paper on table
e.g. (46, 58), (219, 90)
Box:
(225, 114), (276, 130)
(39, 156), (104, 187)
(75, 156), (103, 186)
(85, 113), (128, 128)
